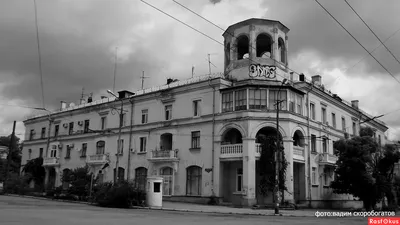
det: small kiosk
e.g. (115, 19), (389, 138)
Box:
(146, 176), (164, 207)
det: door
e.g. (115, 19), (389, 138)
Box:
(160, 167), (173, 196)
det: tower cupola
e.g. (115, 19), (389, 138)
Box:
(223, 18), (290, 82)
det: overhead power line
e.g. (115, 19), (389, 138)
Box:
(314, 0), (400, 84)
(344, 0), (400, 67)
(33, 0), (46, 109)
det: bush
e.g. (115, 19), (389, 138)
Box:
(93, 180), (146, 208)
(4, 173), (32, 195)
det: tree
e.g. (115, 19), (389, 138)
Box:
(0, 134), (22, 179)
(22, 157), (46, 190)
(331, 127), (400, 210)
(258, 136), (288, 205)
(62, 166), (93, 198)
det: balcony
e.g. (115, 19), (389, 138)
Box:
(293, 146), (305, 161)
(86, 154), (108, 164)
(148, 150), (179, 162)
(43, 157), (60, 167)
(220, 144), (243, 159)
(319, 153), (338, 166)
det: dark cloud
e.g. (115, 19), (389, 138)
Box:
(209, 0), (222, 4)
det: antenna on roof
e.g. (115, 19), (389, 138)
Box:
(140, 71), (150, 89)
(80, 87), (93, 104)
(206, 53), (218, 75)
(112, 47), (118, 93)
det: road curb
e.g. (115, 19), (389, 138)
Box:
(5, 194), (314, 217)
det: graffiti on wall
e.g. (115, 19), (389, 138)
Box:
(249, 64), (277, 79)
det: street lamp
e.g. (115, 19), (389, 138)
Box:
(274, 78), (287, 215)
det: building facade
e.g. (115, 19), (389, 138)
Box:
(21, 18), (388, 208)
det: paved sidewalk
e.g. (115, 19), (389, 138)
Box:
(135, 201), (327, 217)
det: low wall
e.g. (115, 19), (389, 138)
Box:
(298, 200), (365, 209)
(163, 196), (222, 205)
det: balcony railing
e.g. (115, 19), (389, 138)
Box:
(220, 144), (243, 158)
(86, 154), (108, 164)
(43, 157), (59, 166)
(150, 150), (179, 160)
(319, 153), (338, 165)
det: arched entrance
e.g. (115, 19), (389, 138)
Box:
(255, 126), (282, 205)
(292, 130), (306, 203)
(160, 167), (173, 196)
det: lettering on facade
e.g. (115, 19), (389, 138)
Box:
(249, 64), (277, 79)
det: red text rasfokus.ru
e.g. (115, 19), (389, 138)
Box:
(368, 218), (400, 225)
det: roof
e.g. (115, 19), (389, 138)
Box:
(223, 18), (290, 37)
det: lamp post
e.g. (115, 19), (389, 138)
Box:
(107, 90), (123, 183)
(274, 78), (287, 215)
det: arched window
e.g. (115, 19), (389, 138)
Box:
(293, 130), (305, 147)
(236, 35), (249, 60)
(186, 166), (202, 196)
(256, 33), (272, 58)
(278, 37), (286, 64)
(135, 167), (147, 191)
(225, 42), (231, 66)
(96, 141), (105, 154)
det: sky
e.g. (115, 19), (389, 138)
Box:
(0, 0), (400, 142)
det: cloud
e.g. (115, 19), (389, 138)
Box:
(0, 0), (400, 141)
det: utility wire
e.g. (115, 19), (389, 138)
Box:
(344, 0), (400, 66)
(141, 0), (297, 83)
(33, 0), (46, 109)
(314, 0), (400, 84)
(332, 26), (400, 86)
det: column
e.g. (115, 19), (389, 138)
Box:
(213, 140), (221, 197)
(242, 137), (256, 206)
(249, 25), (256, 60)
(55, 167), (60, 187)
(283, 138), (294, 203)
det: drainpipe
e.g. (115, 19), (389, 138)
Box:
(208, 78), (216, 197)
(306, 83), (314, 208)
(45, 114), (52, 157)
(127, 99), (134, 180)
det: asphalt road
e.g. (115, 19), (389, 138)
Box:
(0, 195), (366, 225)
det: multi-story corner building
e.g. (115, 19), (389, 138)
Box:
(21, 18), (388, 208)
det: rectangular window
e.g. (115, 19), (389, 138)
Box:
(235, 89), (247, 111)
(249, 89), (267, 110)
(296, 94), (303, 115)
(41, 127), (46, 139)
(28, 149), (32, 160)
(322, 138), (327, 153)
(222, 92), (233, 112)
(50, 145), (57, 158)
(140, 137), (147, 152)
(120, 113), (126, 127)
(269, 90), (287, 110)
(101, 116), (107, 130)
(311, 135), (316, 153)
(29, 129), (35, 140)
(310, 103), (316, 120)
(342, 117), (346, 132)
(289, 92), (295, 112)
(324, 169), (329, 186)
(81, 143), (87, 157)
(66, 145), (71, 158)
(193, 100), (201, 116)
(165, 105), (172, 120)
(321, 107), (327, 124)
(39, 148), (43, 158)
(312, 167), (317, 185)
(69, 122), (74, 135)
(141, 109), (148, 124)
(332, 113), (336, 129)
(117, 139), (124, 155)
(84, 120), (90, 133)
(191, 131), (200, 149)
(236, 168), (243, 192)
(54, 125), (59, 137)
(352, 122), (357, 136)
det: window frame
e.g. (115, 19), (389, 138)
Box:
(312, 167), (317, 185)
(332, 113), (336, 129)
(141, 109), (148, 124)
(234, 89), (247, 111)
(236, 168), (243, 192)
(248, 88), (267, 110)
(193, 100), (201, 117)
(84, 120), (90, 133)
(165, 105), (172, 121)
(222, 92), (234, 112)
(191, 131), (201, 149)
(310, 103), (316, 120)
(41, 127), (46, 139)
(81, 143), (87, 157)
(139, 137), (147, 153)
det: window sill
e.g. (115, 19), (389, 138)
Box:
(137, 151), (147, 155)
(189, 147), (201, 151)
(80, 156), (86, 158)
(323, 185), (330, 188)
(311, 184), (319, 187)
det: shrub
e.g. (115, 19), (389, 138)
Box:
(93, 180), (146, 208)
(4, 173), (32, 195)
